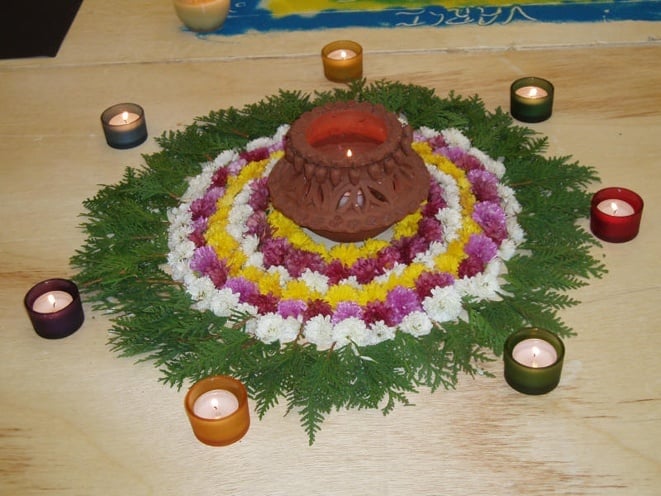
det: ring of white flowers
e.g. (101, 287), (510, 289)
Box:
(167, 124), (525, 350)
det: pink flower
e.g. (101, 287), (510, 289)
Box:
(458, 256), (485, 278)
(422, 180), (447, 217)
(248, 178), (270, 211)
(240, 147), (270, 163)
(350, 257), (383, 284)
(212, 167), (229, 188)
(324, 260), (350, 285)
(226, 277), (258, 302)
(440, 147), (483, 172)
(262, 237), (291, 268)
(464, 234), (498, 263)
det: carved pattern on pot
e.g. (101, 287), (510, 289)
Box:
(268, 101), (430, 242)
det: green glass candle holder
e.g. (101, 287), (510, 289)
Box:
(510, 77), (554, 123)
(504, 327), (565, 395)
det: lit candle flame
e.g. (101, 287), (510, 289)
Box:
(340, 50), (348, 59)
(121, 111), (129, 123)
(610, 201), (618, 215)
(47, 294), (57, 308)
(346, 149), (353, 158)
(531, 346), (540, 368)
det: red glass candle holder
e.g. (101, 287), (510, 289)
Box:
(590, 187), (643, 243)
(24, 278), (85, 339)
(184, 375), (250, 446)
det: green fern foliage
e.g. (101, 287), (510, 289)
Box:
(71, 80), (606, 444)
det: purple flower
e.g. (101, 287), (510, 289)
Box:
(468, 169), (500, 203)
(332, 301), (363, 324)
(464, 234), (498, 264)
(386, 286), (421, 325)
(190, 246), (228, 287)
(440, 147), (483, 172)
(472, 201), (508, 244)
(225, 277), (258, 302)
(277, 299), (307, 319)
(188, 217), (208, 247)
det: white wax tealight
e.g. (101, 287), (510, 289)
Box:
(108, 111), (140, 126)
(32, 290), (74, 314)
(193, 389), (239, 419)
(512, 338), (558, 368)
(596, 199), (635, 217)
(514, 86), (548, 99)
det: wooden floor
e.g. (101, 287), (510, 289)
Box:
(1, 1), (659, 494)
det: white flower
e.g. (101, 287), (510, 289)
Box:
(303, 315), (334, 350)
(400, 311), (433, 337)
(209, 288), (240, 317)
(442, 128), (471, 150)
(332, 317), (368, 348)
(254, 314), (299, 344)
(213, 150), (238, 168)
(370, 321), (396, 343)
(300, 269), (329, 294)
(423, 286), (463, 323)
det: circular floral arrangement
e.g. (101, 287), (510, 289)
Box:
(72, 82), (604, 443)
(167, 124), (525, 350)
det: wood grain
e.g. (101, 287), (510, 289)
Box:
(1, 1), (659, 494)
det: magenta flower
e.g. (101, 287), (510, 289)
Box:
(363, 300), (392, 325)
(472, 201), (508, 244)
(415, 271), (454, 299)
(386, 286), (421, 325)
(468, 169), (500, 202)
(458, 256), (485, 278)
(418, 217), (443, 243)
(464, 234), (498, 264)
(248, 178), (270, 211)
(212, 167), (229, 188)
(189, 217), (208, 247)
(245, 211), (271, 241)
(332, 301), (364, 324)
(303, 299), (333, 320)
(277, 299), (307, 319)
(261, 237), (291, 268)
(245, 292), (278, 314)
(350, 257), (383, 284)
(324, 260), (351, 285)
(240, 147), (270, 163)
(284, 249), (325, 278)
(440, 147), (483, 172)
(190, 246), (228, 287)
(190, 186), (223, 220)
(226, 277), (258, 302)
(422, 180), (447, 216)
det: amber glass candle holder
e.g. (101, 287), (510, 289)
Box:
(590, 187), (644, 243)
(321, 40), (363, 83)
(510, 77), (554, 123)
(504, 327), (565, 395)
(185, 375), (250, 446)
(24, 278), (85, 339)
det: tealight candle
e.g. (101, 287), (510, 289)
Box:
(321, 40), (363, 83)
(193, 389), (239, 419)
(590, 187), (643, 242)
(24, 279), (85, 339)
(510, 77), (554, 123)
(504, 327), (565, 395)
(100, 103), (148, 149)
(173, 0), (230, 33)
(185, 375), (250, 446)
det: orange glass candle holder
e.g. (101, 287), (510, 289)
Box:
(184, 375), (250, 446)
(321, 40), (363, 83)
